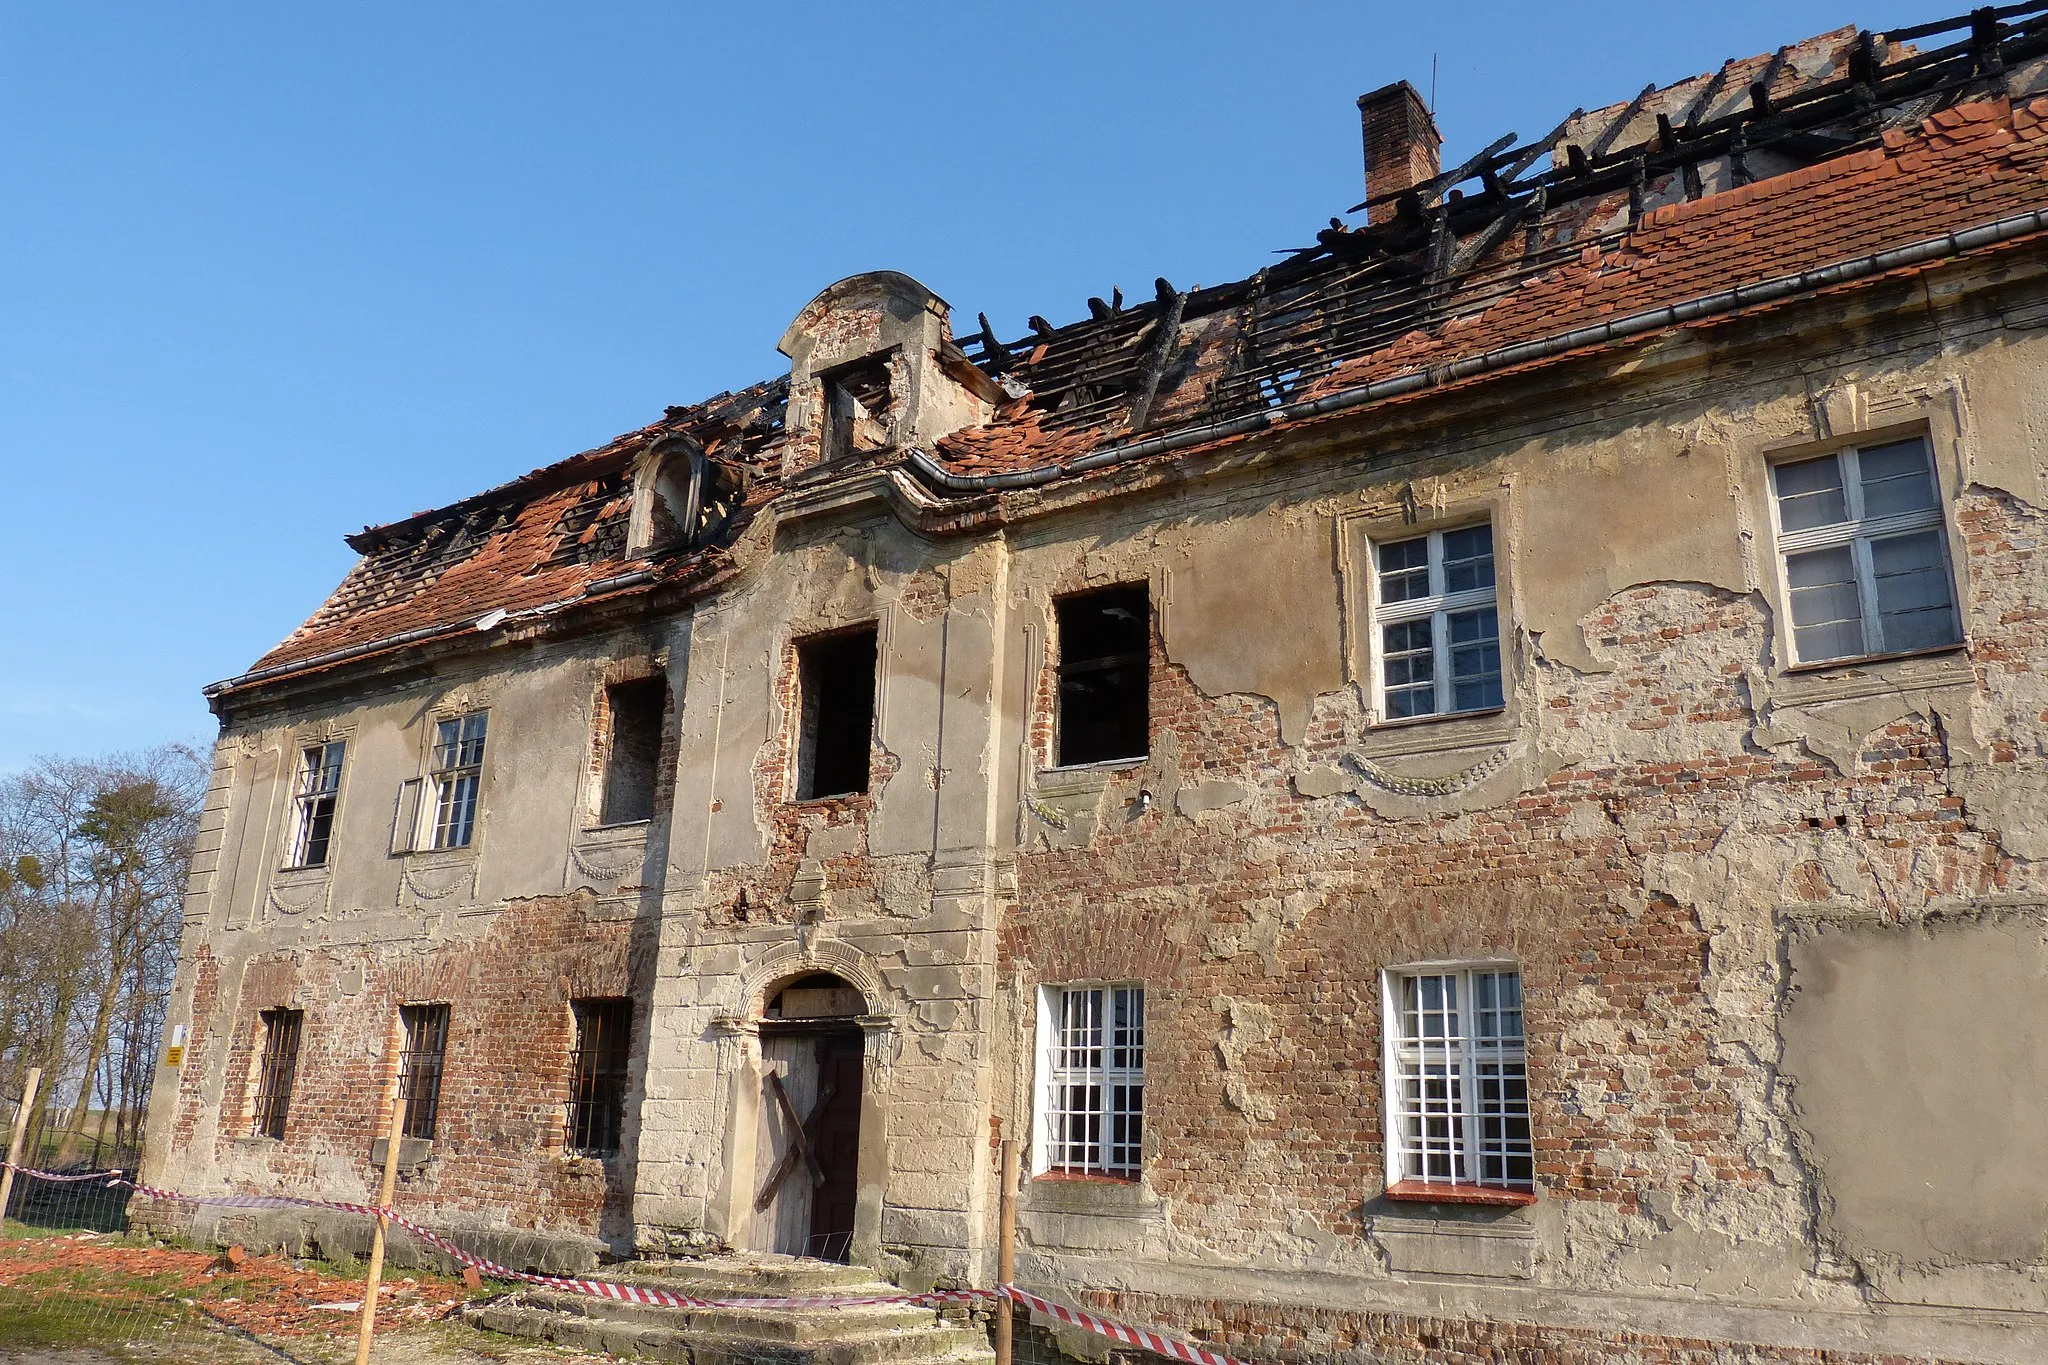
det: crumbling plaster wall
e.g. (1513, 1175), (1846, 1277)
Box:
(991, 281), (2048, 1352)
(635, 508), (1012, 1283)
(149, 628), (683, 1256)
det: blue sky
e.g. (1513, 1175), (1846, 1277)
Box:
(0, 1), (1936, 770)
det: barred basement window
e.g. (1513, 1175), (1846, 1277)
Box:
(1382, 966), (1533, 1198)
(567, 998), (632, 1156)
(794, 626), (877, 800)
(398, 1004), (450, 1141)
(1771, 438), (1962, 665)
(1036, 985), (1144, 1178)
(1372, 525), (1503, 721)
(599, 678), (665, 825)
(429, 712), (488, 849)
(287, 741), (345, 868)
(1054, 584), (1149, 766)
(251, 1008), (303, 1141)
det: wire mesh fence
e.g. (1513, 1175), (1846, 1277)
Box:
(1, 1154), (1235, 1365)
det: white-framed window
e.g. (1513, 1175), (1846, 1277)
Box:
(1372, 524), (1503, 721)
(429, 712), (488, 849)
(287, 741), (345, 868)
(1770, 437), (1961, 665)
(1035, 984), (1144, 1178)
(1382, 964), (1532, 1193)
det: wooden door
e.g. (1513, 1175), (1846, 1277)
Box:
(754, 1028), (864, 1261)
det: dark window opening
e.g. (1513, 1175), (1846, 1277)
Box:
(600, 678), (666, 825)
(795, 627), (878, 800)
(398, 1004), (450, 1141)
(822, 355), (895, 461)
(568, 998), (632, 1156)
(1056, 585), (1150, 766)
(252, 1008), (303, 1141)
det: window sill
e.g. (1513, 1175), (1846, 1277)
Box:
(1383, 1180), (1536, 1207)
(579, 820), (652, 839)
(1034, 1169), (1142, 1185)
(788, 791), (871, 808)
(1367, 705), (1507, 735)
(1044, 756), (1148, 775)
(1782, 641), (1969, 677)
(273, 863), (331, 878)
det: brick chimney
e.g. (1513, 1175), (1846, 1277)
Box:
(1358, 81), (1442, 225)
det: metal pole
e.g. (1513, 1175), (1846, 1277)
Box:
(1, 1067), (43, 1226)
(354, 1018), (406, 1365)
(995, 1138), (1019, 1365)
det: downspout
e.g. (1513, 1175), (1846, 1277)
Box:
(908, 205), (2048, 495)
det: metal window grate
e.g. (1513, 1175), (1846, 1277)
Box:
(1043, 985), (1144, 1176)
(252, 1008), (303, 1140)
(1387, 969), (1532, 1190)
(567, 998), (632, 1155)
(430, 713), (488, 849)
(289, 742), (345, 867)
(398, 1004), (450, 1141)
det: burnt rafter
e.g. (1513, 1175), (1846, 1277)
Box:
(948, 3), (2048, 442)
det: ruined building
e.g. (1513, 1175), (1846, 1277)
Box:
(146, 7), (2048, 1362)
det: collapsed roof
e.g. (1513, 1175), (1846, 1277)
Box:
(218, 3), (2048, 698)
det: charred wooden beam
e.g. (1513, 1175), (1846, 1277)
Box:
(1126, 279), (1187, 433)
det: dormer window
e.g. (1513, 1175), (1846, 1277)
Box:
(821, 353), (896, 462)
(629, 435), (741, 557)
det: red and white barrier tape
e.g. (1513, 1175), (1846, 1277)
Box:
(5, 1163), (1255, 1360)
(1000, 1285), (1250, 1365)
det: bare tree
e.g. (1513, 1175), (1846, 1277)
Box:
(0, 745), (203, 1169)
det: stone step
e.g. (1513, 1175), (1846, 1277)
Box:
(464, 1252), (995, 1365)
(468, 1298), (994, 1365)
(611, 1251), (888, 1295)
(515, 1284), (950, 1340)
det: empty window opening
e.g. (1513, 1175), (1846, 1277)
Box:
(568, 998), (632, 1156)
(398, 1004), (451, 1141)
(1383, 966), (1532, 1194)
(251, 1008), (303, 1141)
(599, 678), (666, 825)
(288, 741), (345, 868)
(1037, 984), (1145, 1178)
(429, 712), (488, 849)
(822, 355), (895, 461)
(1055, 585), (1150, 767)
(794, 627), (877, 800)
(1772, 437), (1961, 665)
(1374, 524), (1503, 721)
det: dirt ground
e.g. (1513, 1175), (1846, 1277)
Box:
(0, 1232), (610, 1365)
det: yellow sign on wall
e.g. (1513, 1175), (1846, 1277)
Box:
(164, 1045), (185, 1067)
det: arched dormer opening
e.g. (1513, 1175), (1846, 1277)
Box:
(628, 434), (742, 557)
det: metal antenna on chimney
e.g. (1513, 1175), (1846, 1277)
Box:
(1430, 53), (1438, 116)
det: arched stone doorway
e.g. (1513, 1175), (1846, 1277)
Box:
(752, 971), (867, 1262)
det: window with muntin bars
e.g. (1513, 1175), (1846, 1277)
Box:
(1384, 967), (1532, 1192)
(429, 713), (488, 849)
(1038, 984), (1144, 1177)
(288, 741), (345, 867)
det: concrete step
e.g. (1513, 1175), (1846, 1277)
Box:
(612, 1251), (888, 1295)
(464, 1252), (994, 1365)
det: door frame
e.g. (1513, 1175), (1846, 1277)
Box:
(710, 951), (892, 1266)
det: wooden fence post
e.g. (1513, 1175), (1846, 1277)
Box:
(355, 1017), (406, 1365)
(1, 1067), (44, 1227)
(995, 1137), (1019, 1365)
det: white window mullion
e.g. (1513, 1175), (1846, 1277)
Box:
(1851, 535), (1885, 655)
(1431, 607), (1453, 715)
